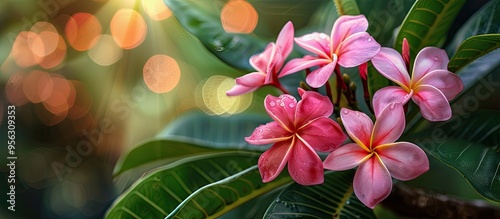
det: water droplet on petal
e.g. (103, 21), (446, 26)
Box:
(434, 56), (439, 61)
(343, 110), (349, 114)
(390, 102), (396, 109)
(367, 37), (372, 42)
(270, 101), (276, 107)
(288, 103), (295, 108)
(355, 111), (360, 117)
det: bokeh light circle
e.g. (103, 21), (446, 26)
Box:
(65, 13), (102, 51)
(88, 34), (123, 66)
(143, 54), (181, 93)
(23, 70), (53, 103)
(197, 75), (252, 115)
(35, 102), (67, 126)
(42, 76), (73, 115)
(29, 22), (60, 57)
(36, 34), (67, 69)
(6, 72), (29, 106)
(110, 9), (147, 49)
(142, 0), (172, 21)
(221, 0), (258, 33)
(11, 31), (37, 68)
(67, 80), (93, 120)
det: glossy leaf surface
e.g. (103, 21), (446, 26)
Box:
(395, 0), (467, 57)
(107, 152), (292, 219)
(448, 34), (500, 72)
(263, 170), (375, 219)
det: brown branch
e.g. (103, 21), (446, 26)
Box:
(381, 183), (500, 219)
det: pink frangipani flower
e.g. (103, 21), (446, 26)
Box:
(323, 103), (429, 208)
(279, 15), (381, 88)
(226, 21), (294, 96)
(371, 46), (464, 121)
(246, 90), (346, 185)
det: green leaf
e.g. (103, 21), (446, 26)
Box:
(333, 0), (360, 15)
(163, 0), (267, 71)
(112, 140), (230, 176)
(447, 0), (500, 55)
(367, 62), (390, 105)
(448, 34), (500, 73)
(263, 170), (375, 219)
(395, 0), (467, 57)
(106, 152), (292, 219)
(359, 0), (415, 45)
(302, 0), (338, 34)
(407, 111), (500, 201)
(157, 111), (270, 150)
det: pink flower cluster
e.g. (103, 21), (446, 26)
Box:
(227, 15), (463, 208)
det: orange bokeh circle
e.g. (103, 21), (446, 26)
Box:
(143, 54), (181, 93)
(66, 13), (102, 51)
(110, 9), (147, 49)
(221, 0), (258, 34)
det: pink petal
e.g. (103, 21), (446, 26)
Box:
(412, 85), (452, 121)
(226, 84), (258, 96)
(305, 61), (336, 88)
(412, 47), (449, 83)
(235, 72), (266, 87)
(416, 69), (464, 100)
(245, 121), (292, 145)
(323, 143), (370, 171)
(276, 21), (294, 59)
(287, 139), (324, 185)
(295, 91), (333, 125)
(258, 139), (294, 183)
(295, 32), (331, 59)
(330, 15), (369, 53)
(296, 117), (346, 152)
(354, 155), (392, 209)
(337, 32), (381, 67)
(249, 44), (283, 84)
(371, 47), (411, 89)
(279, 56), (331, 78)
(249, 43), (274, 73)
(297, 87), (306, 97)
(340, 108), (373, 150)
(372, 86), (411, 117)
(262, 44), (284, 84)
(371, 102), (405, 146)
(376, 142), (429, 181)
(265, 94), (297, 131)
(402, 38), (410, 67)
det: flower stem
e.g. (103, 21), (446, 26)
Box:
(334, 66), (355, 108)
(325, 80), (334, 105)
(382, 183), (500, 218)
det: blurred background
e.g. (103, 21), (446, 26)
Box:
(0, 0), (494, 218)
(0, 0), (266, 218)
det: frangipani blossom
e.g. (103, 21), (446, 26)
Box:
(246, 90), (346, 185)
(323, 103), (429, 208)
(371, 46), (464, 121)
(226, 22), (294, 96)
(279, 15), (381, 88)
